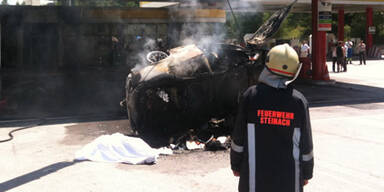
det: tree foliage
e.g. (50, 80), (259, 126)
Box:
(373, 11), (384, 44)
(225, 12), (263, 40)
(273, 13), (312, 40)
(75, 0), (138, 7)
(57, 0), (138, 7)
(226, 11), (384, 44)
(344, 13), (365, 41)
(226, 12), (312, 41)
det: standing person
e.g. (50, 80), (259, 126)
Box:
(346, 40), (354, 64)
(300, 41), (310, 58)
(343, 41), (348, 72)
(331, 43), (338, 72)
(231, 44), (314, 192)
(358, 40), (367, 65)
(336, 41), (344, 72)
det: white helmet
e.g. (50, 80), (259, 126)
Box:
(265, 44), (301, 79)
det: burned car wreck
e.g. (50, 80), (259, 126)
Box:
(124, 1), (297, 147)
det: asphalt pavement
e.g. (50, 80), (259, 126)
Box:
(0, 59), (383, 192)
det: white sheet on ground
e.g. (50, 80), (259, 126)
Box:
(75, 133), (172, 164)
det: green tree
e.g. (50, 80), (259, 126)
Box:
(1, 0), (8, 5)
(226, 10), (384, 45)
(334, 12), (384, 44)
(348, 13), (365, 40)
(273, 13), (312, 40)
(226, 12), (264, 40)
(373, 11), (384, 44)
(226, 12), (314, 42)
(72, 0), (138, 7)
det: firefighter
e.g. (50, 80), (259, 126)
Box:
(231, 44), (314, 192)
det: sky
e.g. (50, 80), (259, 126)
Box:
(7, 0), (54, 5)
(8, 0), (21, 5)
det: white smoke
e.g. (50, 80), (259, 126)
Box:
(131, 37), (159, 72)
(132, 4), (227, 71)
(180, 23), (226, 47)
(130, 0), (270, 71)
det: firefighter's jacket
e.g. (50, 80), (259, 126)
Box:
(231, 83), (314, 192)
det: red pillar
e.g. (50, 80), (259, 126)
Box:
(366, 7), (373, 50)
(338, 8), (344, 41)
(312, 0), (330, 81)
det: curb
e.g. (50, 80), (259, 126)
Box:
(295, 79), (336, 86)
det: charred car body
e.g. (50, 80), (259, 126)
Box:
(124, 1), (297, 147)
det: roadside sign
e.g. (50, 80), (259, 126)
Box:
(318, 0), (332, 31)
(369, 26), (376, 34)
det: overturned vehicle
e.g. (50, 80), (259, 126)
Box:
(124, 1), (296, 147)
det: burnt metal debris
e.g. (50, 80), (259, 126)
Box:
(124, 1), (297, 147)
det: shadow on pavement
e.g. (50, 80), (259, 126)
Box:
(2, 80), (384, 128)
(0, 160), (85, 192)
(0, 69), (128, 122)
(295, 81), (384, 107)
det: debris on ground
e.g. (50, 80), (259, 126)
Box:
(186, 141), (205, 150)
(205, 136), (231, 151)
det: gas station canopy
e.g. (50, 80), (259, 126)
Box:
(254, 0), (384, 13)
(140, 0), (384, 12)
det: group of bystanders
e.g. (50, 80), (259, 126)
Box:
(331, 40), (367, 73)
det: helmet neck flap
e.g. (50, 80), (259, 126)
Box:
(258, 67), (290, 89)
(258, 63), (302, 89)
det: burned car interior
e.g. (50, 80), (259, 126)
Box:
(124, 1), (297, 147)
(126, 44), (256, 146)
